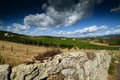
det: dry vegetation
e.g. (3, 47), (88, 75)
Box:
(0, 40), (79, 67)
(0, 41), (61, 67)
(0, 40), (120, 80)
(0, 40), (119, 67)
(34, 48), (62, 62)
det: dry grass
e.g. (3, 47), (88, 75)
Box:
(0, 40), (120, 80)
(107, 50), (120, 80)
(0, 41), (75, 67)
(0, 40), (119, 68)
(0, 41), (59, 67)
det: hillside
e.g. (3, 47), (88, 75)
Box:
(0, 30), (119, 50)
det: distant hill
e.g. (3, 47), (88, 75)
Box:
(1, 30), (120, 38)
(0, 30), (119, 49)
(0, 30), (28, 37)
(101, 34), (120, 38)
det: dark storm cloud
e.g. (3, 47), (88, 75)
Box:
(15, 0), (104, 29)
(48, 0), (76, 12)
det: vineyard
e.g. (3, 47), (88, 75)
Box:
(0, 30), (119, 50)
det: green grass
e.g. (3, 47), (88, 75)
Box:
(0, 36), (119, 50)
(0, 30), (119, 50)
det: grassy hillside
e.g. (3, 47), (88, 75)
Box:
(0, 30), (119, 50)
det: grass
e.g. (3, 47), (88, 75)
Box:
(0, 40), (119, 70)
(0, 34), (119, 50)
(108, 56), (116, 75)
(0, 41), (64, 67)
(0, 49), (5, 64)
(108, 50), (120, 80)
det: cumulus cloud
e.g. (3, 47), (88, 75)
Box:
(24, 0), (104, 28)
(53, 25), (107, 37)
(110, 5), (120, 13)
(12, 23), (29, 31)
(6, 23), (50, 36)
(116, 25), (120, 28)
(6, 23), (30, 35)
(29, 27), (51, 36)
(4, 0), (105, 36)
(105, 25), (120, 35)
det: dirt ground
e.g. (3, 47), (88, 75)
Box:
(90, 41), (109, 46)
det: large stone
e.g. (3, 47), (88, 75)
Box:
(0, 64), (11, 80)
(10, 50), (111, 80)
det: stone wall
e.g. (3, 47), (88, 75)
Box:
(0, 50), (111, 80)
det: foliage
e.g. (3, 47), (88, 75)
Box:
(108, 54), (118, 75)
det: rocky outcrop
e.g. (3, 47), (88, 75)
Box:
(0, 64), (11, 80)
(10, 50), (111, 80)
(0, 50), (111, 80)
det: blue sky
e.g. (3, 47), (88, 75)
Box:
(0, 0), (120, 37)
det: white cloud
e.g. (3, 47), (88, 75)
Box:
(116, 25), (120, 28)
(29, 27), (51, 36)
(3, 0), (105, 37)
(73, 25), (107, 34)
(52, 25), (107, 37)
(13, 23), (29, 30)
(105, 25), (120, 35)
(6, 23), (51, 36)
(6, 23), (30, 35)
(110, 5), (120, 13)
(24, 14), (54, 28)
(23, 0), (104, 28)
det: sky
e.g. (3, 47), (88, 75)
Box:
(0, 0), (120, 37)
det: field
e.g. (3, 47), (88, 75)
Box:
(0, 40), (81, 67)
(0, 30), (119, 50)
(0, 36), (119, 50)
(0, 41), (120, 80)
(0, 31), (120, 80)
(0, 40), (119, 67)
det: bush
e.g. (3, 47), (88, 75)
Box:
(34, 48), (62, 62)
(108, 55), (117, 75)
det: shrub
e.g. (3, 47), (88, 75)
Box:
(108, 56), (117, 75)
(34, 48), (62, 62)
